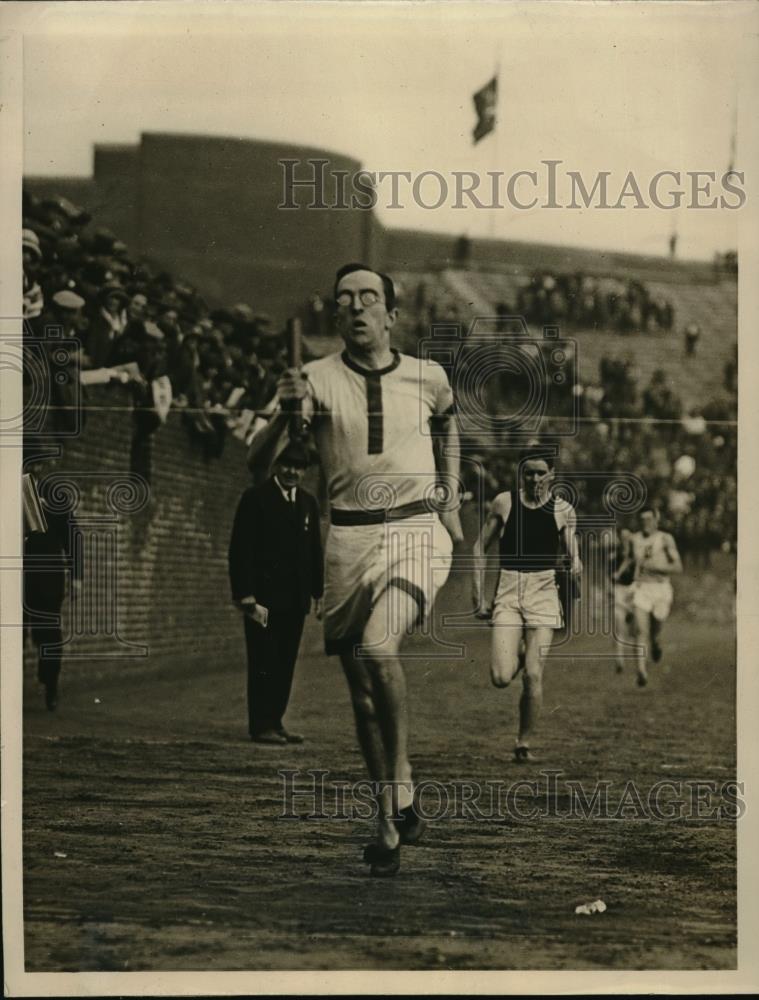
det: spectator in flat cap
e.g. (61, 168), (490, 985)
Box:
(157, 305), (184, 376)
(23, 229), (44, 323)
(31, 291), (88, 434)
(51, 289), (86, 322)
(108, 294), (151, 368)
(232, 303), (254, 323)
(172, 331), (204, 407)
(87, 283), (128, 369)
(53, 196), (89, 226)
(253, 313), (273, 332)
(109, 311), (166, 383)
(46, 291), (89, 367)
(23, 227), (42, 261)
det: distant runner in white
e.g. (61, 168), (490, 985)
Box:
(618, 507), (682, 687)
(611, 527), (637, 675)
(248, 263), (463, 877)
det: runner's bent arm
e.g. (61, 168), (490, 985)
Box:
(659, 533), (683, 575)
(432, 410), (464, 544)
(564, 506), (583, 578)
(472, 510), (503, 611)
(246, 368), (308, 478)
(614, 537), (634, 582)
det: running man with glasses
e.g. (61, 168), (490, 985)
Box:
(248, 263), (463, 876)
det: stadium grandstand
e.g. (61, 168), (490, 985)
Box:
(22, 133), (737, 666)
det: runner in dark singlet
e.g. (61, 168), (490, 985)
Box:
(472, 447), (582, 763)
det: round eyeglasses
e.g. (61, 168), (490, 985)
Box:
(336, 289), (382, 308)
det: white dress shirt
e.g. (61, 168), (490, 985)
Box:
(274, 476), (296, 504)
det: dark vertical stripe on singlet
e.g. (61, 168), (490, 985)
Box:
(366, 373), (383, 454)
(340, 349), (401, 456)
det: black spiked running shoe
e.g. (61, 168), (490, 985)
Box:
(513, 745), (538, 764)
(394, 803), (426, 846)
(362, 842), (401, 877)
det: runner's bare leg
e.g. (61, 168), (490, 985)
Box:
(650, 615), (662, 648)
(517, 626), (554, 747)
(490, 622), (524, 688)
(633, 607), (651, 682)
(614, 602), (631, 671)
(360, 587), (419, 849)
(339, 651), (389, 789)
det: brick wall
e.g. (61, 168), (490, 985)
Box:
(25, 385), (262, 678)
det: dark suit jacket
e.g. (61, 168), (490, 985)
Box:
(228, 478), (323, 614)
(24, 504), (81, 611)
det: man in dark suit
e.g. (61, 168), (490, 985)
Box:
(229, 440), (323, 745)
(23, 463), (82, 711)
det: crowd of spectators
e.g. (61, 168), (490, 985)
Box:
(602, 359), (737, 565)
(573, 358), (688, 424)
(403, 278), (466, 351)
(22, 190), (290, 462)
(22, 191), (736, 558)
(513, 270), (676, 334)
(465, 354), (737, 564)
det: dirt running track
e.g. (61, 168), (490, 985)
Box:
(22, 558), (736, 972)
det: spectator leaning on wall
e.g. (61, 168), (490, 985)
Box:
(23, 228), (44, 323)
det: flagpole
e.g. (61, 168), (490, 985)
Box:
(727, 101), (737, 174)
(489, 49), (501, 241)
(669, 211), (679, 260)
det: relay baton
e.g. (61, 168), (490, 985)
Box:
(285, 317), (308, 440)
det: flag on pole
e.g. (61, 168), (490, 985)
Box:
(472, 76), (498, 144)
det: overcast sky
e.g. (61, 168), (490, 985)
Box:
(14, 1), (758, 259)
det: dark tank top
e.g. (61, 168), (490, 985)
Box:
(499, 490), (562, 572)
